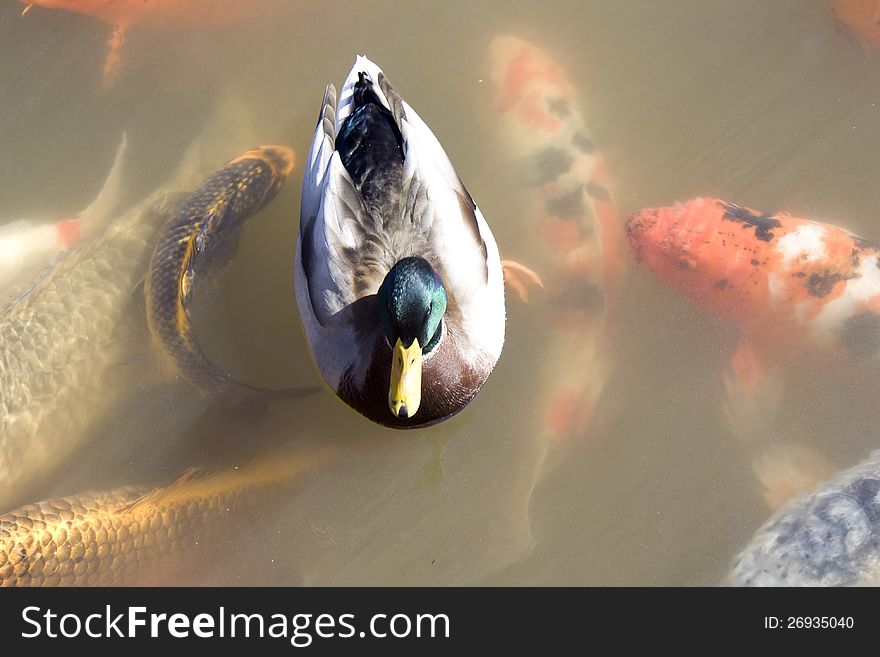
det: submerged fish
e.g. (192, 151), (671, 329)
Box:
(626, 197), (880, 360)
(19, 0), (299, 85)
(727, 447), (880, 586)
(0, 190), (181, 515)
(0, 133), (127, 309)
(488, 35), (623, 442)
(0, 448), (327, 586)
(145, 145), (295, 399)
(627, 197), (880, 506)
(0, 115), (252, 513)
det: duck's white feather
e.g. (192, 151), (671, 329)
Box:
(396, 106), (505, 363)
(335, 55), (389, 130)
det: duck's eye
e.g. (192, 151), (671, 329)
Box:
(410, 358), (415, 364)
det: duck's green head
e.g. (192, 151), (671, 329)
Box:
(376, 256), (447, 420)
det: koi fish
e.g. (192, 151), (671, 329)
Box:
(18, 0), (299, 85)
(1, 448), (329, 586)
(145, 145), (298, 400)
(0, 133), (127, 309)
(488, 35), (623, 442)
(0, 101), (263, 514)
(626, 197), (880, 361)
(626, 197), (876, 507)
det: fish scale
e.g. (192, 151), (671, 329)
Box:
(145, 146), (295, 399)
(0, 448), (327, 587)
(0, 190), (182, 515)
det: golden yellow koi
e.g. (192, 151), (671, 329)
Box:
(0, 448), (328, 587)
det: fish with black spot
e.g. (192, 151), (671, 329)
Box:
(486, 35), (624, 442)
(626, 197), (880, 361)
(627, 197), (880, 508)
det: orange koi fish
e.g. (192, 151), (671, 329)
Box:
(489, 35), (623, 442)
(627, 197), (880, 359)
(19, 0), (298, 85)
(626, 197), (873, 507)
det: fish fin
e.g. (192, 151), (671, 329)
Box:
(192, 228), (241, 278)
(148, 339), (183, 383)
(20, 3), (33, 17)
(835, 17), (872, 55)
(101, 24), (127, 88)
(217, 382), (320, 405)
(77, 132), (128, 237)
(545, 388), (597, 442)
(502, 259), (544, 302)
(121, 447), (334, 513)
(131, 270), (148, 299)
(722, 340), (784, 444)
(750, 443), (836, 511)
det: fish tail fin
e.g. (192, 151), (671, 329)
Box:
(145, 321), (319, 405)
(216, 380), (320, 406)
(123, 446), (334, 512)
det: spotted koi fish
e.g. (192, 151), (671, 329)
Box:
(626, 197), (880, 360)
(0, 133), (127, 310)
(626, 197), (879, 506)
(19, 0), (299, 85)
(488, 35), (623, 442)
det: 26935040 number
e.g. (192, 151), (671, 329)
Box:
(764, 617), (854, 629)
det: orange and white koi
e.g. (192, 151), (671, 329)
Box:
(18, 0), (300, 85)
(626, 197), (875, 507)
(626, 197), (880, 360)
(0, 133), (127, 308)
(488, 35), (623, 443)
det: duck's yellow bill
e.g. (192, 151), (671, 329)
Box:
(389, 338), (422, 419)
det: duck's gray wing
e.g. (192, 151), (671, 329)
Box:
(299, 83), (377, 327)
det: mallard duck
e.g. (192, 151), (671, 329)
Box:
(295, 56), (506, 429)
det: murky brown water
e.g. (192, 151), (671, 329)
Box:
(3, 0), (880, 585)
